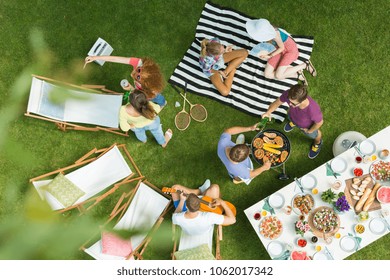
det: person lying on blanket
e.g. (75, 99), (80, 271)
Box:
(217, 124), (271, 185)
(246, 19), (316, 85)
(84, 55), (167, 106)
(262, 84), (323, 159)
(199, 38), (248, 96)
(172, 181), (236, 243)
(119, 90), (172, 148)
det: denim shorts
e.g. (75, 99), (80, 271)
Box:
(301, 128), (319, 139)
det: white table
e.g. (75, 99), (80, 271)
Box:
(244, 125), (390, 260)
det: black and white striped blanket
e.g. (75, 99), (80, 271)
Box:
(168, 1), (314, 122)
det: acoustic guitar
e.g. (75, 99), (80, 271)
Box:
(162, 187), (237, 216)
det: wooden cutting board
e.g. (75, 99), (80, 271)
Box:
(344, 174), (381, 214)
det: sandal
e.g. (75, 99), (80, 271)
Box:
(297, 70), (308, 86)
(305, 60), (317, 77)
(162, 129), (173, 148)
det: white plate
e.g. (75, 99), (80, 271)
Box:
(312, 251), (332, 260)
(291, 193), (315, 215)
(339, 236), (358, 252)
(300, 174), (317, 190)
(331, 157), (348, 173)
(359, 139), (376, 155)
(369, 217), (387, 235)
(268, 193), (285, 209)
(267, 241), (285, 258)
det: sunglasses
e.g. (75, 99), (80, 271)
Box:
(289, 100), (301, 107)
(135, 67), (142, 81)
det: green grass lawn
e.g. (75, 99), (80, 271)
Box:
(0, 0), (389, 260)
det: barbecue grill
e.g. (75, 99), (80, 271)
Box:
(250, 129), (291, 180)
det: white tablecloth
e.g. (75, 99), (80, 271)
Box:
(244, 125), (390, 260)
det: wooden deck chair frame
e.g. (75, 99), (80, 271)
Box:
(80, 180), (173, 260)
(171, 223), (223, 260)
(29, 143), (144, 214)
(25, 74), (128, 137)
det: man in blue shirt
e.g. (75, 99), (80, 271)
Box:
(217, 124), (271, 184)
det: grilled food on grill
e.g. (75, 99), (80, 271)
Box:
(252, 130), (290, 167)
(274, 136), (284, 146)
(253, 138), (264, 149)
(280, 150), (289, 162)
(263, 132), (277, 138)
(254, 149), (265, 159)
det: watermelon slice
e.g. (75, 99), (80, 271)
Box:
(290, 251), (311, 260)
(377, 186), (390, 203)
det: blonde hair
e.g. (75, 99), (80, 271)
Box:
(200, 39), (222, 57)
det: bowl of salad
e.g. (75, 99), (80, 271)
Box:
(308, 206), (340, 239)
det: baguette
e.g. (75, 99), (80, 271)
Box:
(362, 183), (381, 212)
(355, 188), (372, 212)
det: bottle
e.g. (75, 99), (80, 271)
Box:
(257, 117), (269, 130)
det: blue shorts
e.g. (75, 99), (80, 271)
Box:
(173, 200), (187, 212)
(289, 119), (319, 139)
(301, 128), (319, 139)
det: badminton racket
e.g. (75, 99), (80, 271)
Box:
(174, 91), (191, 131)
(172, 84), (208, 122)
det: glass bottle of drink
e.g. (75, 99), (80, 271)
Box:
(257, 117), (269, 130)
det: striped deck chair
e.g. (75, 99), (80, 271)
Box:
(25, 75), (127, 136)
(81, 180), (172, 260)
(30, 144), (143, 213)
(172, 223), (223, 260)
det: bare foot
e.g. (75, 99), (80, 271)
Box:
(162, 129), (173, 148)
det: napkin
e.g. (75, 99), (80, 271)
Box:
(348, 233), (362, 250)
(273, 250), (290, 260)
(326, 163), (340, 177)
(263, 198), (275, 215)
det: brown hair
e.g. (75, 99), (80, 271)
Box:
(229, 144), (250, 163)
(129, 90), (157, 120)
(186, 193), (200, 212)
(288, 84), (308, 103)
(139, 57), (166, 99)
(200, 39), (222, 57)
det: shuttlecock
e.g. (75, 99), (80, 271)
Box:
(175, 101), (181, 107)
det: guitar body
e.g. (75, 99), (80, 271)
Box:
(162, 187), (237, 216)
(199, 195), (237, 216)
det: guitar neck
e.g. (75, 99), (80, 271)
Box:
(175, 190), (210, 206)
(162, 187), (236, 216)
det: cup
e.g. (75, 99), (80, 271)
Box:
(353, 167), (363, 177)
(355, 156), (362, 164)
(363, 155), (372, 163)
(334, 233), (341, 239)
(283, 205), (292, 215)
(331, 180), (342, 191)
(254, 212), (261, 220)
(311, 236), (318, 243)
(312, 188), (319, 195)
(315, 245), (322, 252)
(120, 79), (130, 89)
(297, 238), (307, 248)
(261, 210), (268, 217)
(356, 211), (369, 222)
(379, 149), (389, 160)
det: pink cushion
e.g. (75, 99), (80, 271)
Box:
(101, 231), (133, 257)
